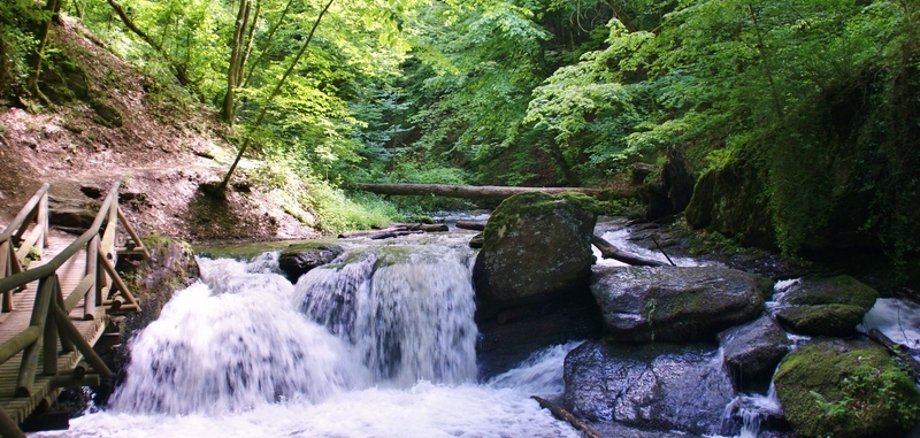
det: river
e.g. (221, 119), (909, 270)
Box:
(31, 220), (920, 437)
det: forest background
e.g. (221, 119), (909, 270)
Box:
(1, 0), (918, 274)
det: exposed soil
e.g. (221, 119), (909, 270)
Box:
(0, 19), (317, 242)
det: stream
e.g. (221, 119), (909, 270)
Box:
(32, 220), (920, 437)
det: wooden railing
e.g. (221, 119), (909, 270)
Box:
(0, 183), (50, 313)
(0, 181), (149, 437)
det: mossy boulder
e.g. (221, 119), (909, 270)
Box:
(773, 340), (920, 438)
(685, 154), (775, 248)
(278, 241), (344, 283)
(772, 276), (878, 336)
(472, 192), (597, 311)
(590, 266), (767, 343)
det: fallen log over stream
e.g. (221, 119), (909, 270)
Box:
(356, 183), (631, 201)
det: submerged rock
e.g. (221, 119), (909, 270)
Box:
(473, 192), (597, 311)
(278, 241), (344, 283)
(564, 340), (734, 435)
(590, 266), (767, 343)
(772, 275), (878, 336)
(773, 340), (920, 438)
(719, 315), (790, 391)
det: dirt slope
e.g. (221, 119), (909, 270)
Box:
(0, 19), (317, 242)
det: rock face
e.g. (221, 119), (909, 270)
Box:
(642, 147), (696, 220)
(277, 242), (344, 283)
(684, 154), (775, 248)
(564, 341), (735, 435)
(772, 275), (878, 336)
(49, 196), (98, 234)
(473, 192), (596, 310)
(590, 266), (767, 343)
(773, 340), (920, 438)
(718, 316), (790, 390)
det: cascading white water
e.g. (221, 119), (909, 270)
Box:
(110, 256), (371, 414)
(33, 235), (581, 437)
(296, 244), (478, 385)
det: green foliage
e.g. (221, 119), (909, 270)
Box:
(0, 0), (40, 99)
(810, 364), (920, 434)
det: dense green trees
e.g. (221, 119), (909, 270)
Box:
(2, 0), (919, 260)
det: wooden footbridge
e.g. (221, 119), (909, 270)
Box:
(0, 181), (149, 437)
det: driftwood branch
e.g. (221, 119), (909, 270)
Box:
(455, 220), (486, 231)
(531, 396), (602, 438)
(592, 234), (668, 267)
(867, 328), (920, 381)
(338, 223), (447, 239)
(357, 183), (631, 201)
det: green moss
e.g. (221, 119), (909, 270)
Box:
(785, 276), (878, 309)
(774, 342), (920, 437)
(775, 304), (865, 336)
(483, 192), (598, 244)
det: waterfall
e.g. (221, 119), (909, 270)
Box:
(296, 244), (478, 386)
(110, 240), (480, 415)
(110, 256), (371, 414)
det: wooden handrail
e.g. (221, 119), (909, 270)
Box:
(0, 181), (120, 294)
(0, 179), (148, 435)
(0, 183), (49, 242)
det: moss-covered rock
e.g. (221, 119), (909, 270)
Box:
(472, 192), (597, 311)
(774, 340), (920, 437)
(775, 304), (866, 337)
(685, 153), (775, 249)
(773, 276), (879, 336)
(782, 275), (878, 309)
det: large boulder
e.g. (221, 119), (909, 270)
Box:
(564, 341), (735, 435)
(718, 315), (790, 391)
(473, 192), (596, 310)
(278, 241), (344, 283)
(773, 340), (920, 438)
(772, 275), (878, 337)
(590, 266), (768, 343)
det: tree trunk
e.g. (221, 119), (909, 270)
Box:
(105, 0), (191, 86)
(242, 0), (294, 88)
(356, 183), (630, 201)
(218, 0), (335, 193)
(531, 396), (602, 438)
(27, 0), (63, 98)
(222, 0), (251, 124)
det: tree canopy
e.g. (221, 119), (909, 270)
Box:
(2, 0), (919, 259)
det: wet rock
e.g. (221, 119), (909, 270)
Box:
(591, 266), (767, 343)
(641, 147), (695, 220)
(564, 340), (735, 435)
(773, 340), (920, 438)
(719, 316), (790, 391)
(473, 192), (597, 312)
(772, 276), (878, 336)
(278, 241), (344, 283)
